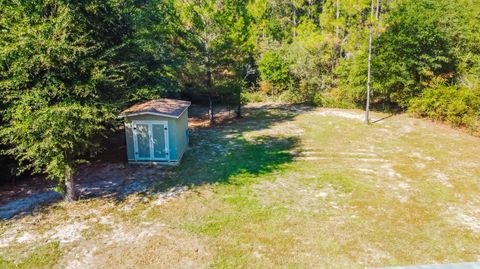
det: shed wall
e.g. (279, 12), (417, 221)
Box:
(123, 110), (189, 163)
(175, 110), (189, 160)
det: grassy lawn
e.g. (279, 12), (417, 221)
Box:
(0, 104), (479, 268)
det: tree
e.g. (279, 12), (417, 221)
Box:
(1, 102), (111, 201)
(365, 0), (375, 123)
(125, 0), (188, 102)
(287, 21), (331, 100)
(0, 0), (142, 200)
(371, 0), (455, 108)
(237, 63), (256, 118)
(177, 0), (251, 124)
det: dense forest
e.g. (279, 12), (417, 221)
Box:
(1, 0), (479, 199)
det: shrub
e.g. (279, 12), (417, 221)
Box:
(313, 89), (357, 109)
(257, 49), (294, 93)
(409, 86), (480, 133)
(259, 81), (273, 94)
(242, 90), (270, 103)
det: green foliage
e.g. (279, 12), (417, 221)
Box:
(311, 90), (357, 109)
(126, 0), (188, 101)
(174, 0), (252, 111)
(409, 86), (480, 132)
(254, 0), (373, 104)
(1, 100), (112, 182)
(334, 0), (480, 125)
(372, 0), (455, 107)
(286, 21), (335, 103)
(241, 90), (270, 103)
(258, 48), (293, 93)
(0, 0), (175, 187)
(338, 0), (455, 109)
(335, 48), (369, 105)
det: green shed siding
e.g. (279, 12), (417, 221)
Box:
(125, 122), (135, 161)
(123, 110), (189, 163)
(175, 111), (189, 160)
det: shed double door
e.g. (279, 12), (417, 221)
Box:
(133, 121), (169, 161)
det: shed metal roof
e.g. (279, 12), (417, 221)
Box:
(119, 98), (191, 119)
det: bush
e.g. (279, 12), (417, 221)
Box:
(409, 86), (480, 133)
(256, 22), (333, 105)
(259, 81), (273, 94)
(312, 89), (357, 109)
(241, 90), (313, 105)
(257, 49), (294, 93)
(242, 90), (276, 103)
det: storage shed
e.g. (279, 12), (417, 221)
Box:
(119, 99), (191, 164)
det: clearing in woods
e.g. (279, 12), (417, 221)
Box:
(0, 104), (479, 268)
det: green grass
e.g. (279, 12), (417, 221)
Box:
(0, 105), (479, 268)
(0, 242), (62, 269)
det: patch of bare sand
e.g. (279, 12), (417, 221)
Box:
(59, 188), (208, 269)
(63, 222), (213, 269)
(313, 109), (388, 124)
(288, 145), (412, 204)
(432, 171), (453, 188)
(355, 242), (392, 266)
(361, 161), (412, 203)
(253, 176), (351, 214)
(446, 203), (480, 234)
(244, 121), (305, 140)
(50, 221), (90, 244)
(1, 219), (90, 247)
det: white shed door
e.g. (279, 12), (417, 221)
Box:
(152, 123), (168, 160)
(133, 121), (169, 161)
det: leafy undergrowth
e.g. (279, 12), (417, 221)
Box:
(0, 105), (479, 268)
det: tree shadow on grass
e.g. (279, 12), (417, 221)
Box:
(166, 135), (299, 189)
(371, 113), (395, 124)
(0, 105), (311, 220)
(159, 106), (308, 189)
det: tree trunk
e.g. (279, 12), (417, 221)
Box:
(65, 169), (77, 201)
(376, 0), (381, 20)
(307, 0), (313, 19)
(208, 95), (214, 124)
(293, 8), (297, 37)
(236, 88), (242, 118)
(236, 104), (241, 118)
(365, 0), (374, 124)
(205, 55), (214, 124)
(9, 166), (16, 185)
(331, 45), (336, 81)
(332, 0), (341, 80)
(335, 0), (340, 39)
